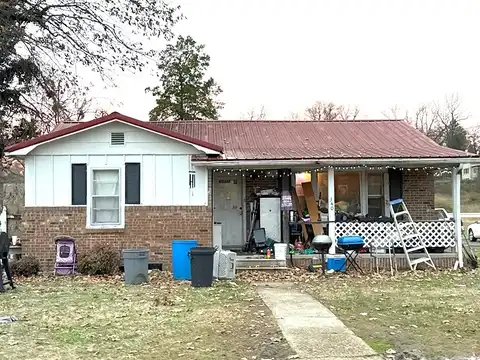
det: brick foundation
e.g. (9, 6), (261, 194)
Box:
(21, 206), (212, 271)
(402, 169), (435, 220)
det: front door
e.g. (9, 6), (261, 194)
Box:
(214, 175), (243, 247)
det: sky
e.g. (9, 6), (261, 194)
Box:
(88, 0), (480, 126)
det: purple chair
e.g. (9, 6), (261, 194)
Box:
(54, 236), (77, 275)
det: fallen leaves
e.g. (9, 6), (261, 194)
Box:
(0, 273), (295, 359)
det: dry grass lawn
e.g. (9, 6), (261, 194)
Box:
(301, 270), (480, 358)
(0, 272), (294, 360)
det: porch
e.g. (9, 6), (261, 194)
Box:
(210, 163), (465, 268)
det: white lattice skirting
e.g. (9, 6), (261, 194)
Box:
(335, 221), (456, 248)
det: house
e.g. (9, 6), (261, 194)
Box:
(5, 112), (480, 270)
(461, 163), (479, 180)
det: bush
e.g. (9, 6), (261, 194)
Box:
(12, 256), (40, 277)
(77, 245), (120, 275)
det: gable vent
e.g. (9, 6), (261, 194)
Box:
(110, 132), (125, 145)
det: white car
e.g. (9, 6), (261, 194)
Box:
(467, 221), (480, 242)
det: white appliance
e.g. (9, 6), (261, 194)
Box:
(218, 250), (236, 280)
(259, 197), (281, 242)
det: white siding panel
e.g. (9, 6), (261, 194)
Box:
(23, 121), (213, 207)
(53, 156), (71, 206)
(89, 155), (106, 166)
(142, 155), (156, 205)
(125, 155), (141, 163)
(71, 155), (87, 163)
(172, 156), (189, 205)
(107, 155), (124, 166)
(155, 155), (173, 205)
(30, 122), (204, 156)
(190, 166), (207, 205)
(24, 152), (208, 207)
(24, 156), (35, 206)
(34, 156), (54, 205)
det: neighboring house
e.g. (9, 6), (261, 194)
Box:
(461, 163), (479, 180)
(5, 112), (480, 269)
(0, 157), (25, 236)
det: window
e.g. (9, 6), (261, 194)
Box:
(189, 171), (196, 189)
(313, 172), (361, 213)
(367, 173), (384, 217)
(463, 168), (470, 175)
(88, 168), (123, 228)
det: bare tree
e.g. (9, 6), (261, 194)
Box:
(285, 112), (301, 120)
(241, 105), (267, 120)
(385, 94), (469, 150)
(338, 105), (360, 120)
(381, 105), (409, 120)
(305, 101), (360, 121)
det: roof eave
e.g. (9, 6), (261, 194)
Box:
(191, 157), (480, 168)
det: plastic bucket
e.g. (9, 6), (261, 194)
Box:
(274, 243), (288, 261)
(172, 240), (198, 280)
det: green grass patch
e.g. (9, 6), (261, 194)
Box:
(302, 271), (480, 358)
(0, 273), (294, 360)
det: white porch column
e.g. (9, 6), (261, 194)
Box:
(452, 167), (463, 268)
(328, 167), (336, 254)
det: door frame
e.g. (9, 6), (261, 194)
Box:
(212, 171), (246, 249)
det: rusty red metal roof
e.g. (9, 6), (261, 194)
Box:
(33, 117), (476, 160)
(157, 120), (472, 160)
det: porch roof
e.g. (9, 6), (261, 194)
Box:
(158, 119), (478, 164)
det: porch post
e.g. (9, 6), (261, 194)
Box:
(311, 169), (319, 201)
(328, 166), (336, 254)
(452, 167), (463, 268)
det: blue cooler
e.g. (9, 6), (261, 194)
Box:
(337, 236), (365, 251)
(327, 254), (346, 272)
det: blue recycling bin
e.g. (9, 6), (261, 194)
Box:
(172, 240), (198, 280)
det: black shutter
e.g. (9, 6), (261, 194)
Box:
(125, 163), (141, 204)
(71, 164), (87, 205)
(388, 168), (403, 201)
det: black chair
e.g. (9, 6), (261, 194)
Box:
(0, 232), (14, 292)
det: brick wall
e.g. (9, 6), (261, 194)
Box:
(402, 169), (435, 220)
(21, 170), (214, 271)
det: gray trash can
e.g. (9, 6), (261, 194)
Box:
(122, 248), (149, 285)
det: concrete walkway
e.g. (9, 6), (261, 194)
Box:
(256, 283), (383, 360)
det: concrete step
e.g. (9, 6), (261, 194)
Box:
(235, 257), (287, 270)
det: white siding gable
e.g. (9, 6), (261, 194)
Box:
(24, 121), (209, 207)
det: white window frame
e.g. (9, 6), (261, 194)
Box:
(361, 170), (389, 217)
(86, 165), (125, 229)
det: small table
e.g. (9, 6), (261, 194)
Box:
(337, 236), (365, 273)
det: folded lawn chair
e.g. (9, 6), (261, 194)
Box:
(54, 236), (77, 275)
(0, 232), (14, 292)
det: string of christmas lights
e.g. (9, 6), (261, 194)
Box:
(212, 166), (454, 178)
